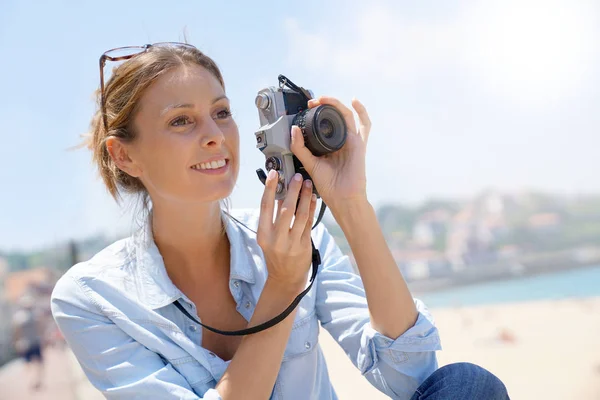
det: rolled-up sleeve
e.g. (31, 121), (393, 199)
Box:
(51, 274), (220, 400)
(314, 224), (442, 400)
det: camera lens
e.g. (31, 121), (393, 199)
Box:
(292, 105), (347, 156)
(319, 119), (334, 138)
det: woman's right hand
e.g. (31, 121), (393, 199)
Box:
(257, 170), (318, 295)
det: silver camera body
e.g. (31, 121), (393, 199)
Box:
(254, 77), (347, 200)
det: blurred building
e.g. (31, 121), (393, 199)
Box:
(527, 212), (562, 234)
(0, 257), (10, 365)
(0, 266), (58, 366)
(393, 249), (452, 281)
(445, 191), (509, 269)
(412, 209), (451, 248)
(3, 267), (55, 304)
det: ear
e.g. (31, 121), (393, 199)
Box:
(105, 137), (142, 178)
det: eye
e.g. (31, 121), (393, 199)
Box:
(170, 115), (192, 127)
(216, 108), (232, 120)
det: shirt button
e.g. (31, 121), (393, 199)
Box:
(233, 281), (240, 288)
(244, 301), (252, 309)
(305, 341), (311, 349)
(189, 325), (197, 332)
(208, 352), (216, 358)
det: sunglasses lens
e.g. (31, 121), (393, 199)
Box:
(104, 46), (145, 59)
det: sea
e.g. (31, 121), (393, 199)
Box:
(416, 264), (600, 308)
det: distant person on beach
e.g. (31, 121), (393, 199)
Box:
(12, 294), (45, 391)
(51, 42), (509, 399)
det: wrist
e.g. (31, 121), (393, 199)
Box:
(329, 197), (373, 227)
(325, 192), (367, 210)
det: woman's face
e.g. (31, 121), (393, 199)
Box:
(127, 64), (239, 205)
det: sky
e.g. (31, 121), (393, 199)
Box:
(1, 0), (599, 251)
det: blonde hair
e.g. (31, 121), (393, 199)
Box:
(86, 45), (225, 210)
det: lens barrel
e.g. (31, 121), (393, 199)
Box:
(292, 105), (347, 156)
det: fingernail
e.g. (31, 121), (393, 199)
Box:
(294, 173), (302, 181)
(304, 180), (312, 188)
(268, 169), (277, 180)
(311, 194), (317, 201)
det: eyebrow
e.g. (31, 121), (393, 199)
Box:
(160, 95), (229, 116)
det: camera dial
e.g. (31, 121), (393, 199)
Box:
(265, 156), (282, 171)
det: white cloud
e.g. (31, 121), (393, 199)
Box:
(284, 6), (458, 85)
(280, 0), (600, 205)
(460, 0), (599, 107)
(284, 0), (599, 108)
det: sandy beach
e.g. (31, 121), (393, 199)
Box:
(3, 297), (597, 399)
(319, 296), (600, 399)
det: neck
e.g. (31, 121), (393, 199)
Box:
(150, 200), (229, 282)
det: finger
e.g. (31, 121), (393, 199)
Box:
(301, 193), (318, 243)
(307, 98), (320, 108)
(290, 179), (313, 240)
(273, 198), (284, 224)
(275, 173), (304, 235)
(315, 96), (357, 133)
(290, 125), (318, 174)
(352, 98), (371, 143)
(257, 169), (278, 239)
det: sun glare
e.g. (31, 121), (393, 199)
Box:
(463, 0), (598, 107)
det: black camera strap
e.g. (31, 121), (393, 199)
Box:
(174, 202), (327, 336)
(278, 74), (312, 102)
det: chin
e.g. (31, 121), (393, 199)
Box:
(194, 181), (236, 203)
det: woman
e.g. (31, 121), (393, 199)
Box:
(51, 42), (509, 399)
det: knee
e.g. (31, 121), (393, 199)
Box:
(437, 362), (509, 399)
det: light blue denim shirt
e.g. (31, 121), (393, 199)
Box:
(51, 209), (441, 399)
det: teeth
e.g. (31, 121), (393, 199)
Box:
(192, 159), (226, 170)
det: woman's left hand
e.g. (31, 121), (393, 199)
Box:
(290, 96), (371, 209)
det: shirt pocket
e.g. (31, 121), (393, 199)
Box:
(168, 355), (216, 396)
(283, 311), (320, 362)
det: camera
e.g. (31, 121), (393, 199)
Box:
(254, 75), (347, 200)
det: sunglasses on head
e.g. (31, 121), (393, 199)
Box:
(98, 42), (197, 132)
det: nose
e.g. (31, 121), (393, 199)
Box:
(200, 119), (225, 148)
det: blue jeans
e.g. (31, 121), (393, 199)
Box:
(410, 362), (510, 400)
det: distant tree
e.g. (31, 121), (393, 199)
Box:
(376, 204), (417, 235)
(5, 252), (29, 271)
(69, 240), (79, 267)
(417, 198), (460, 214)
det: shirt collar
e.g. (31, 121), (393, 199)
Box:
(131, 210), (256, 310)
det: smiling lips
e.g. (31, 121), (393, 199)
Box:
(190, 158), (229, 174)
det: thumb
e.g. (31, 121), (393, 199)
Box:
(290, 126), (317, 173)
